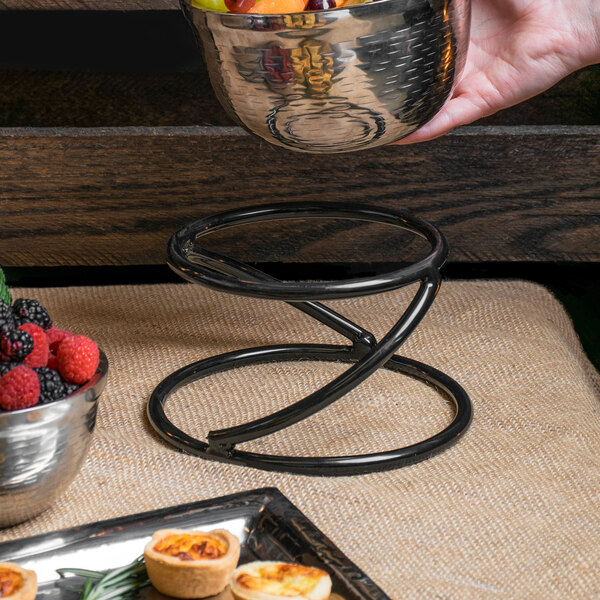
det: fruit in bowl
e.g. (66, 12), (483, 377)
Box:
(0, 272), (108, 527)
(192, 0), (373, 14)
(0, 297), (100, 412)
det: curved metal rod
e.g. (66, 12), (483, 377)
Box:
(168, 202), (448, 301)
(187, 246), (377, 353)
(206, 276), (439, 449)
(180, 240), (440, 448)
(148, 202), (472, 476)
(147, 346), (472, 476)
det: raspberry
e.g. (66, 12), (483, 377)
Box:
(57, 335), (99, 384)
(0, 300), (15, 333)
(18, 323), (49, 368)
(0, 329), (33, 362)
(0, 365), (40, 411)
(47, 352), (59, 371)
(34, 367), (67, 404)
(46, 327), (73, 355)
(13, 298), (52, 330)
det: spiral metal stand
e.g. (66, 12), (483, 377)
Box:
(147, 202), (472, 476)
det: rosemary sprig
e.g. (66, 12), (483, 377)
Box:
(56, 556), (151, 600)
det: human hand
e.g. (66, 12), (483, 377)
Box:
(396, 0), (600, 144)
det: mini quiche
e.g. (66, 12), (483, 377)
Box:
(0, 563), (37, 600)
(144, 528), (240, 599)
(230, 561), (331, 600)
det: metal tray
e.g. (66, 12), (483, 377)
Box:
(0, 487), (390, 600)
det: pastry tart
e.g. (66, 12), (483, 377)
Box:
(144, 528), (240, 599)
(0, 563), (37, 600)
(230, 561), (331, 600)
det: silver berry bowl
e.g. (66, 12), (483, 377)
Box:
(0, 351), (108, 528)
(182, 0), (470, 153)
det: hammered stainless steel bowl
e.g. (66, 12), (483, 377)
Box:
(0, 351), (108, 527)
(182, 0), (470, 153)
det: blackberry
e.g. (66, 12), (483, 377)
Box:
(34, 367), (67, 404)
(0, 329), (33, 362)
(64, 381), (81, 397)
(0, 300), (15, 333)
(12, 298), (52, 330)
(0, 362), (19, 377)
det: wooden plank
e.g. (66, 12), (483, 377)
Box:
(0, 125), (598, 266)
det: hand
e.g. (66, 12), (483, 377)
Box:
(396, 0), (600, 144)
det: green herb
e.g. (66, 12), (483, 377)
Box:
(56, 556), (151, 600)
(0, 267), (10, 305)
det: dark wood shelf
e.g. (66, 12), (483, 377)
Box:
(2, 124), (598, 266)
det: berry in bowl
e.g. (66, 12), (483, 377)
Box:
(0, 291), (108, 527)
(193, 0), (369, 14)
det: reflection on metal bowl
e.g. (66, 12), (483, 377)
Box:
(0, 351), (108, 527)
(182, 0), (470, 153)
(267, 97), (387, 151)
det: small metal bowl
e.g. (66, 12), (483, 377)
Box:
(182, 0), (470, 153)
(0, 351), (108, 528)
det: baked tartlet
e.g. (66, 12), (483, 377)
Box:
(230, 561), (331, 600)
(0, 562), (37, 600)
(144, 528), (240, 598)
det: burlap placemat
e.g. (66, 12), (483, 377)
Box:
(2, 281), (599, 599)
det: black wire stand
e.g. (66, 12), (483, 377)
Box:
(147, 202), (472, 476)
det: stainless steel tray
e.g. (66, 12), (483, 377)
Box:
(0, 488), (390, 600)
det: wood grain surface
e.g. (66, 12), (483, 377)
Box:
(1, 125), (598, 267)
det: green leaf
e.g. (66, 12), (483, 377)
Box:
(82, 577), (95, 600)
(57, 557), (150, 600)
(0, 267), (10, 305)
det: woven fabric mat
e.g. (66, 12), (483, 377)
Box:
(2, 281), (599, 599)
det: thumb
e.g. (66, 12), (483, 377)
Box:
(394, 92), (487, 144)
